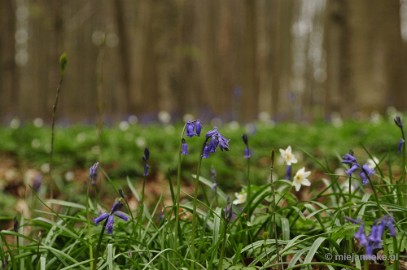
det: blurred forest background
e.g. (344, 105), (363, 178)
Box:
(1, 0), (407, 124)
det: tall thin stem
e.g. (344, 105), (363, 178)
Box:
(49, 53), (67, 198)
(269, 150), (283, 270)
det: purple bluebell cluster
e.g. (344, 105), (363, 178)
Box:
(202, 127), (230, 158)
(142, 148), (150, 176)
(94, 200), (129, 234)
(394, 116), (405, 154)
(89, 162), (99, 185)
(185, 120), (202, 137)
(181, 120), (202, 155)
(341, 152), (374, 185)
(242, 134), (252, 159)
(353, 216), (396, 257)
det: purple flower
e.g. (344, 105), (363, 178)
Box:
(89, 162), (99, 184)
(341, 153), (357, 166)
(205, 127), (218, 138)
(195, 120), (202, 136)
(142, 148), (150, 176)
(398, 139), (404, 154)
(368, 224), (383, 246)
(394, 116), (403, 129)
(186, 121), (195, 137)
(142, 148), (150, 162)
(94, 212), (109, 224)
(181, 138), (188, 155)
(345, 216), (361, 224)
(32, 175), (42, 192)
(202, 145), (211, 159)
(354, 224), (368, 246)
(346, 164), (359, 176)
(341, 152), (374, 185)
(143, 164), (150, 177)
(218, 134), (230, 151)
(360, 163), (374, 185)
(94, 200), (128, 234)
(244, 148), (251, 159)
(106, 215), (115, 234)
(201, 127), (230, 158)
(382, 216), (397, 237)
(285, 165), (292, 180)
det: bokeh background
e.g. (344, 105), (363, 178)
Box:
(1, 0), (407, 123)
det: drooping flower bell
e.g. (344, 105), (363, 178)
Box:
(94, 200), (129, 234)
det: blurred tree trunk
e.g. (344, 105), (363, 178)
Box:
(327, 0), (404, 117)
(113, 0), (132, 113)
(0, 0), (18, 120)
(240, 0), (259, 122)
(325, 0), (352, 116)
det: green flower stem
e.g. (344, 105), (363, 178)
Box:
(190, 139), (207, 270)
(86, 184), (94, 270)
(217, 219), (228, 270)
(269, 150), (283, 270)
(93, 217), (109, 270)
(174, 125), (187, 250)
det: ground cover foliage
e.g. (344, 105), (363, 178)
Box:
(0, 115), (406, 269)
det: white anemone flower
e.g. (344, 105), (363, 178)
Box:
(279, 146), (298, 166)
(293, 167), (311, 192)
(232, 192), (247, 205)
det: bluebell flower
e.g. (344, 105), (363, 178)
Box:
(202, 145), (211, 159)
(354, 224), (368, 246)
(394, 116), (403, 129)
(181, 138), (189, 155)
(143, 164), (150, 177)
(89, 162), (99, 185)
(359, 163), (375, 185)
(201, 127), (230, 158)
(195, 120), (202, 136)
(205, 127), (219, 138)
(218, 134), (230, 151)
(32, 175), (42, 192)
(242, 134), (252, 159)
(244, 148), (252, 159)
(341, 152), (374, 185)
(382, 216), (397, 237)
(94, 200), (129, 234)
(285, 165), (292, 180)
(142, 148), (150, 162)
(341, 153), (357, 166)
(398, 139), (405, 154)
(142, 148), (150, 176)
(186, 121), (195, 137)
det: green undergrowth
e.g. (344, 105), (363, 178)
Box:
(0, 117), (406, 269)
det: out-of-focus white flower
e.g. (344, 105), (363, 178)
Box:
(258, 111), (271, 122)
(366, 157), (379, 169)
(41, 163), (50, 173)
(331, 112), (343, 128)
(33, 118), (44, 127)
(10, 118), (20, 129)
(119, 121), (129, 131)
(158, 111), (171, 124)
(135, 137), (146, 148)
(128, 115), (138, 125)
(64, 171), (75, 181)
(233, 192), (247, 205)
(279, 146), (298, 166)
(293, 167), (311, 192)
